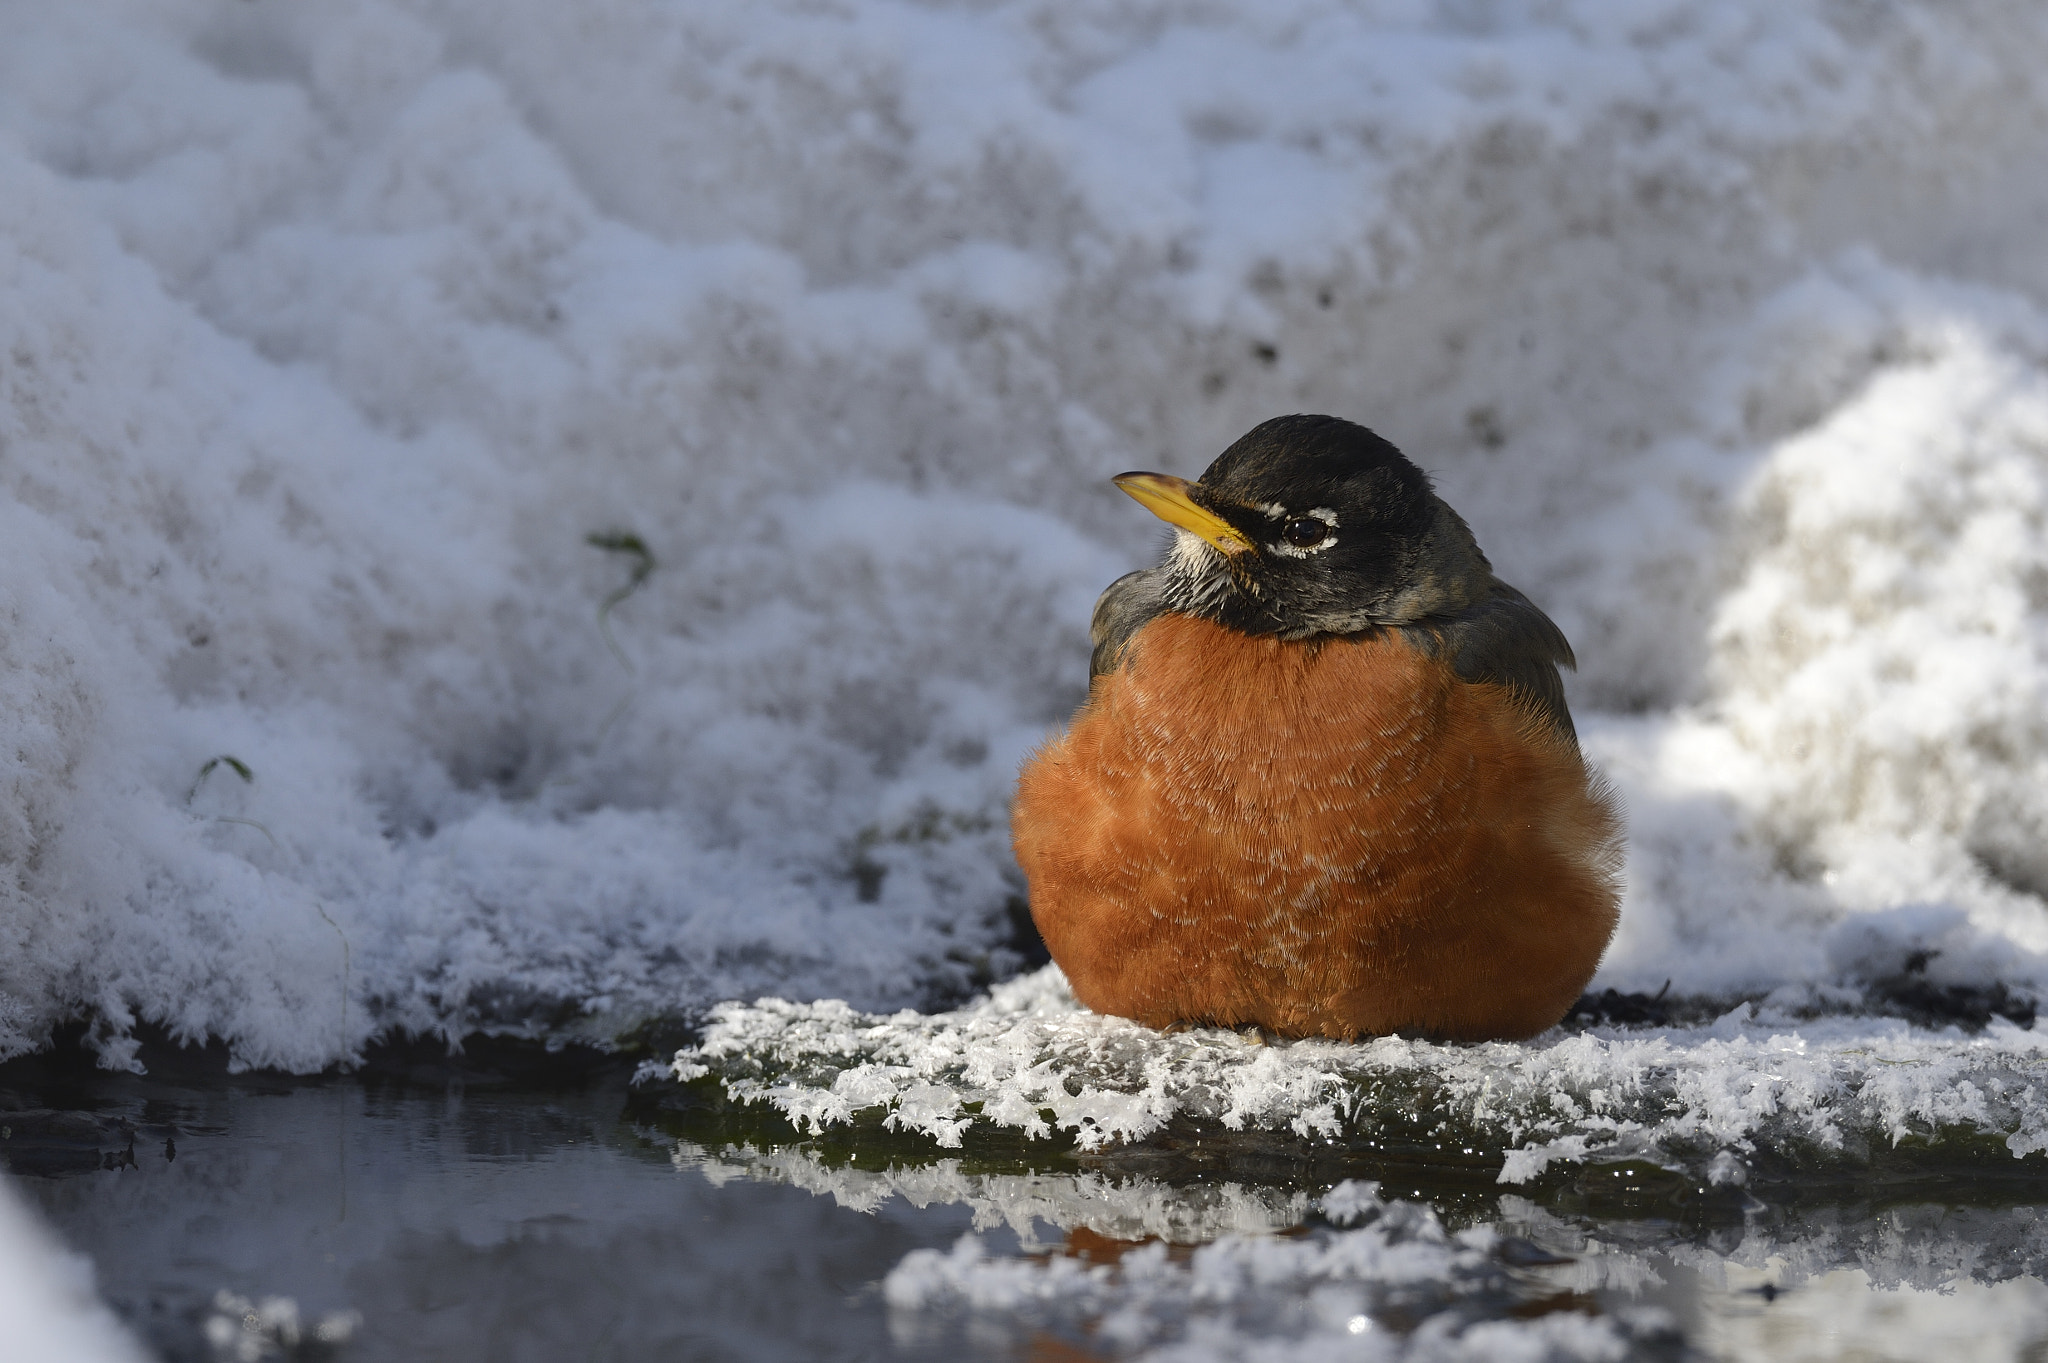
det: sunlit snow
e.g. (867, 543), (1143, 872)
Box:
(6, 0), (2048, 1154)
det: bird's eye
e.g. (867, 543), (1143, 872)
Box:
(1282, 518), (1328, 548)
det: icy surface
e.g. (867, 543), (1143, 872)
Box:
(6, 1), (2048, 1068)
(669, 966), (2048, 1179)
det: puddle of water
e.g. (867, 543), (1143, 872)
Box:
(5, 1038), (2048, 1362)
(3, 1045), (988, 1363)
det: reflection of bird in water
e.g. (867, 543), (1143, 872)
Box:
(1014, 415), (1622, 1041)
(1023, 1229), (1182, 1363)
(1025, 1333), (1111, 1363)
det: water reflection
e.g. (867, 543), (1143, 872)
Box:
(1691, 1267), (2048, 1363)
(3, 1053), (2046, 1361)
(7, 1068), (983, 1362)
(673, 1137), (2048, 1360)
(680, 1140), (1313, 1246)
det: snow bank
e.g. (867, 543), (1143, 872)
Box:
(6, 0), (2048, 1067)
(666, 966), (2048, 1182)
(0, 1179), (150, 1363)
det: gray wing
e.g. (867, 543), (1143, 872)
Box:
(1089, 568), (1171, 681)
(1400, 581), (1579, 743)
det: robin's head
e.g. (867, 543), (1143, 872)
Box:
(1115, 414), (1492, 638)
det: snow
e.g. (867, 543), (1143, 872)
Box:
(5, 0), (2048, 1083)
(667, 965), (2048, 1181)
(0, 1180), (150, 1363)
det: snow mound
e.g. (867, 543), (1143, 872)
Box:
(0, 1181), (151, 1363)
(665, 966), (2048, 1181)
(6, 1), (2048, 1067)
(1712, 265), (2048, 938)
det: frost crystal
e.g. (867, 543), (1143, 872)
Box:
(670, 968), (2048, 1180)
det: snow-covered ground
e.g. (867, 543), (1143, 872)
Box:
(0, 1182), (150, 1363)
(664, 965), (2048, 1186)
(5, 0), (2048, 1093)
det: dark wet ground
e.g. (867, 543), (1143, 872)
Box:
(4, 1034), (997, 1362)
(6, 1028), (2048, 1362)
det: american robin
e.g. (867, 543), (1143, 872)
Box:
(1012, 414), (1622, 1042)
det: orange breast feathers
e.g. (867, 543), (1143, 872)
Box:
(1011, 612), (1623, 1042)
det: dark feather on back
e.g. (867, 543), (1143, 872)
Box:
(1398, 582), (1578, 743)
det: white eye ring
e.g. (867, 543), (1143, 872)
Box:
(1268, 506), (1339, 557)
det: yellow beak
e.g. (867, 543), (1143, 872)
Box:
(1112, 473), (1254, 555)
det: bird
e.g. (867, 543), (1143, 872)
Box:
(1011, 414), (1622, 1042)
